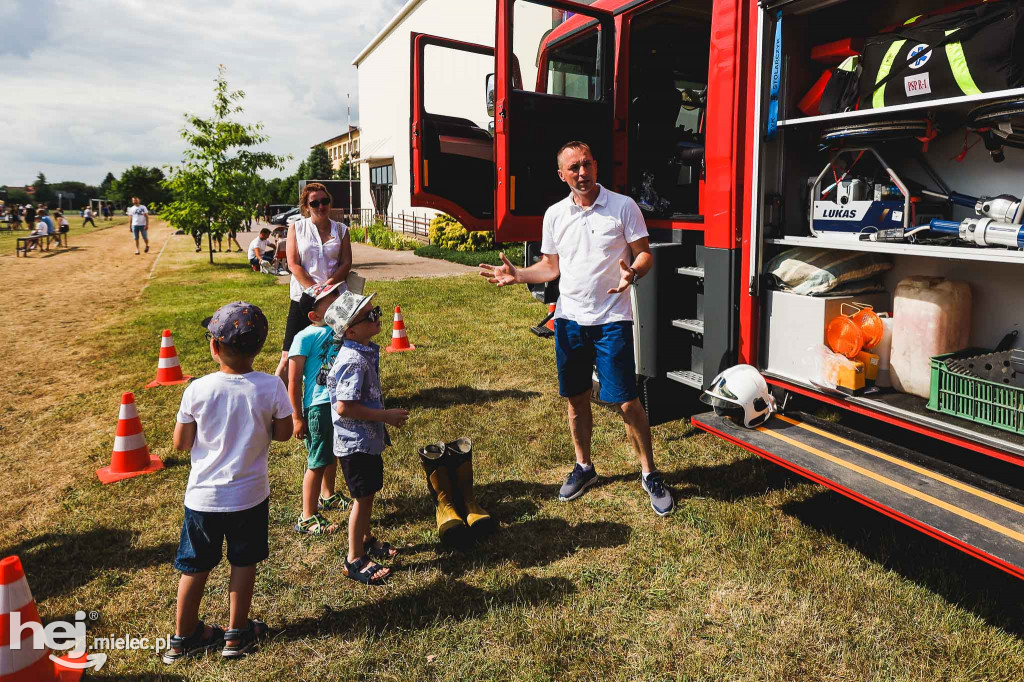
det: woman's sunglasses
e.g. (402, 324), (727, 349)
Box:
(353, 306), (383, 325)
(308, 197), (332, 209)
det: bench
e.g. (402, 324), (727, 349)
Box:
(16, 233), (66, 257)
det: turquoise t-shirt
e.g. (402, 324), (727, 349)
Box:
(288, 325), (339, 408)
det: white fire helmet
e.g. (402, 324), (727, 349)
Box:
(699, 364), (776, 428)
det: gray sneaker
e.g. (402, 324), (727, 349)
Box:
(641, 471), (674, 516)
(559, 463), (598, 501)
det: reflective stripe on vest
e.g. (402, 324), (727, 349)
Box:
(944, 29), (982, 96)
(873, 39), (908, 108)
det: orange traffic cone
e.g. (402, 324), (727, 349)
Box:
(545, 303), (556, 332)
(96, 392), (164, 484)
(0, 555), (87, 682)
(145, 329), (193, 388)
(386, 306), (416, 353)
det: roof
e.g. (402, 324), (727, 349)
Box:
(313, 126), (361, 149)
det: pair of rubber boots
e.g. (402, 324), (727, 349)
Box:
(419, 437), (494, 545)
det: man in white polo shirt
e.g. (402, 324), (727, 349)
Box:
(479, 140), (674, 516)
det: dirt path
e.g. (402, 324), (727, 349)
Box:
(0, 220), (175, 536)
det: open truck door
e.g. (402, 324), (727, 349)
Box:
(495, 0), (616, 242)
(410, 34), (499, 231)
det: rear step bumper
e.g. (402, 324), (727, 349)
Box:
(691, 410), (1024, 581)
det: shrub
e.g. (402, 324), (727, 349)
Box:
(351, 221), (418, 251)
(429, 213), (494, 252)
(415, 243), (525, 267)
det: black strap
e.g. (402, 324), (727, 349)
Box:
(869, 4), (1014, 95)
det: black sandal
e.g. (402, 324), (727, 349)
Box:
(344, 556), (390, 585)
(222, 618), (268, 659)
(364, 536), (398, 561)
(161, 621), (224, 664)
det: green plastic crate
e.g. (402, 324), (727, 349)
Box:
(927, 348), (1024, 436)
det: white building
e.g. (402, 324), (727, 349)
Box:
(353, 0), (556, 224)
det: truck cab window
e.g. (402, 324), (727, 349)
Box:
(546, 31), (600, 100)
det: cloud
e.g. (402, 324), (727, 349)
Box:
(0, 0), (407, 186)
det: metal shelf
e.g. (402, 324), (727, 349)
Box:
(777, 87), (1024, 129)
(767, 236), (1024, 264)
(672, 318), (705, 334)
(667, 370), (704, 390)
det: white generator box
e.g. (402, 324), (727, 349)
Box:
(763, 290), (891, 382)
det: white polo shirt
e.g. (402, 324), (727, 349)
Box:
(540, 184), (648, 325)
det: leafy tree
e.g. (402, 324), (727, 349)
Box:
(52, 181), (100, 209)
(162, 65), (289, 263)
(305, 144), (332, 180)
(99, 172), (117, 197)
(334, 154), (358, 180)
(111, 166), (169, 206)
(33, 172), (54, 205)
(6, 188), (31, 205)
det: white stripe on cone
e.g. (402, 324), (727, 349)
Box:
(0, 636), (50, 676)
(0, 576), (33, 613)
(161, 335), (175, 348)
(113, 432), (147, 452)
(392, 330), (408, 340)
(118, 403), (139, 420)
(158, 357), (181, 369)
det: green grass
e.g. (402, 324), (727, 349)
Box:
(4, 233), (1024, 680)
(1, 213), (129, 247)
(415, 243), (526, 267)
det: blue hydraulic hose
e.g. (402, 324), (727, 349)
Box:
(930, 219), (962, 235)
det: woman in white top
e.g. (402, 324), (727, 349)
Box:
(274, 183), (353, 383)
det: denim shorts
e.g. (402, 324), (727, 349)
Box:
(173, 497), (269, 573)
(554, 319), (638, 404)
(131, 224), (148, 240)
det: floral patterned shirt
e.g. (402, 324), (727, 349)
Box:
(326, 339), (390, 456)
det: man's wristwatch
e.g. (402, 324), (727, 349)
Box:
(628, 266), (640, 286)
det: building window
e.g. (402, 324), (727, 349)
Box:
(369, 164), (394, 214)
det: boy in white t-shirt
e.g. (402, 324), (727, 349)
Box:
(163, 301), (292, 664)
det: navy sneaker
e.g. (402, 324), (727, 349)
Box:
(559, 463), (598, 501)
(641, 471), (674, 516)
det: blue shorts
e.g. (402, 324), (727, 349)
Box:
(173, 497), (269, 573)
(132, 224), (148, 239)
(554, 319), (638, 404)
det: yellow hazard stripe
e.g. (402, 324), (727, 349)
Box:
(873, 39), (908, 109)
(945, 29), (983, 97)
(775, 414), (1024, 517)
(758, 421), (1024, 545)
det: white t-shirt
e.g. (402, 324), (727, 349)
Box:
(288, 218), (347, 301)
(247, 237), (271, 260)
(83, 208), (92, 218)
(176, 371), (293, 512)
(128, 205), (149, 226)
(540, 184), (648, 325)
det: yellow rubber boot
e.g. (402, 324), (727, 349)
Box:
(446, 438), (495, 535)
(419, 444), (467, 544)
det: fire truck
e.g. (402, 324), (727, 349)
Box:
(410, 0), (1024, 580)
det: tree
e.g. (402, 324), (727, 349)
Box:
(305, 144), (332, 181)
(163, 65), (289, 264)
(111, 166), (170, 207)
(334, 154), (358, 180)
(52, 181), (100, 209)
(33, 172), (54, 205)
(99, 172), (116, 197)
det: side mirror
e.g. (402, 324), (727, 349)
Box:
(485, 73), (496, 118)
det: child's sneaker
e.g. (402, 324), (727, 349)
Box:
(222, 619), (268, 659)
(294, 513), (338, 535)
(318, 492), (349, 512)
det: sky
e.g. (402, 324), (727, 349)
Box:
(0, 0), (408, 187)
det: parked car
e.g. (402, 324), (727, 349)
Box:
(270, 207), (300, 226)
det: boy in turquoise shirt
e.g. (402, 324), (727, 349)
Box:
(288, 282), (348, 534)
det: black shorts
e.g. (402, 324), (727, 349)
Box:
(283, 299), (312, 352)
(339, 452), (384, 499)
(173, 497), (270, 573)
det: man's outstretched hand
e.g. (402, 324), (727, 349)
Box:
(607, 259), (634, 294)
(479, 252), (518, 287)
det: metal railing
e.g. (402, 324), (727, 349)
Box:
(357, 208), (432, 239)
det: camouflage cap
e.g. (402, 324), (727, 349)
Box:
(201, 301), (269, 349)
(324, 291), (377, 338)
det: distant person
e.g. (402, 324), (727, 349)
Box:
(24, 203), (36, 232)
(38, 208), (55, 241)
(127, 196), (150, 254)
(275, 183), (352, 386)
(10, 205), (22, 230)
(164, 302), (291, 664)
(255, 203), (262, 225)
(82, 205), (96, 228)
(247, 228), (275, 272)
(215, 225), (243, 253)
(56, 210), (69, 246)
(101, 203), (111, 221)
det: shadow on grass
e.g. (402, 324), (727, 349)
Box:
(2, 529), (176, 602)
(208, 261), (252, 270)
(279, 574), (576, 640)
(782, 491), (1024, 636)
(666, 455), (806, 502)
(91, 675), (185, 681)
(395, 386), (541, 410)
